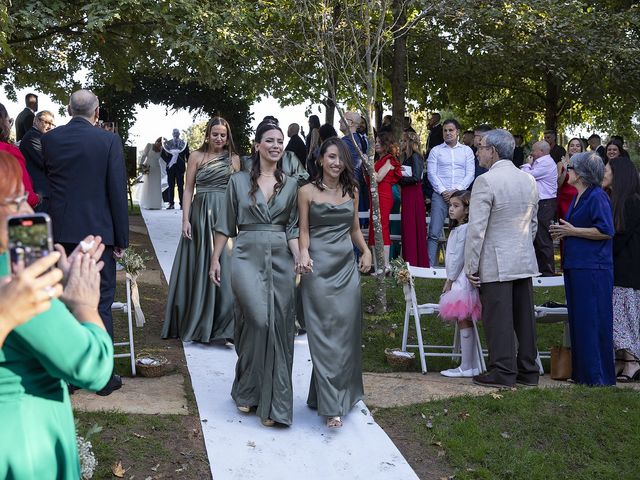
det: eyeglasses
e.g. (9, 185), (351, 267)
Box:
(477, 145), (494, 150)
(38, 118), (55, 128)
(1, 193), (28, 210)
(566, 165), (575, 170)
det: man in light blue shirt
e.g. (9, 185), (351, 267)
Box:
(426, 119), (475, 265)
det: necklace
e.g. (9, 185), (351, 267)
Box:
(260, 172), (275, 177)
(322, 182), (339, 191)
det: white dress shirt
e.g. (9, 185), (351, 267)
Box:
(426, 142), (475, 194)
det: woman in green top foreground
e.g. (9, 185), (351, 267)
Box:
(0, 152), (114, 479)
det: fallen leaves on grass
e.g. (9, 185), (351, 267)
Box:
(457, 412), (470, 420)
(500, 432), (511, 439)
(111, 461), (126, 478)
(490, 392), (503, 400)
(132, 432), (146, 438)
(150, 464), (159, 472)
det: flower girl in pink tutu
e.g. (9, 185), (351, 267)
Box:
(439, 190), (482, 378)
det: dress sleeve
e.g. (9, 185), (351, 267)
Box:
(445, 227), (466, 281)
(215, 174), (239, 237)
(11, 299), (113, 391)
(590, 189), (615, 237)
(286, 181), (299, 241)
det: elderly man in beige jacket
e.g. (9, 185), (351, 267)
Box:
(465, 129), (540, 388)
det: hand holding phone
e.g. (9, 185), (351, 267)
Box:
(7, 214), (53, 275)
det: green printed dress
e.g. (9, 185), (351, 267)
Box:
(215, 171), (299, 425)
(162, 154), (234, 342)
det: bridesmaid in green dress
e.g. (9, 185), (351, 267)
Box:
(210, 123), (300, 427)
(0, 155), (113, 479)
(162, 117), (241, 343)
(297, 137), (372, 429)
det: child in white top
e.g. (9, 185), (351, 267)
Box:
(439, 190), (482, 378)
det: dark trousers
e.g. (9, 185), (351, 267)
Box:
(480, 278), (539, 385)
(534, 198), (556, 276)
(167, 166), (184, 207)
(62, 243), (116, 340)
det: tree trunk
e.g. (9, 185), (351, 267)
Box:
(544, 73), (561, 131)
(325, 72), (336, 124)
(391, 0), (407, 142)
(374, 101), (383, 132)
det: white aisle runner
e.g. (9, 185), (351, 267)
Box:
(141, 209), (419, 480)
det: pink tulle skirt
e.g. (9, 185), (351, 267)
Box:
(439, 287), (482, 323)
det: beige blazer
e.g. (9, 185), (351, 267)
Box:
(464, 160), (540, 283)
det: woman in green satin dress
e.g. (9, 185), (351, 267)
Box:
(162, 117), (241, 343)
(0, 153), (113, 479)
(210, 123), (300, 427)
(297, 137), (372, 429)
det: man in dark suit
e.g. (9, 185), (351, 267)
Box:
(19, 110), (55, 212)
(42, 89), (129, 396)
(15, 93), (38, 142)
(285, 123), (307, 166)
(161, 128), (189, 209)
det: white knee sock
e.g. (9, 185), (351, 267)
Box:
(459, 327), (475, 371)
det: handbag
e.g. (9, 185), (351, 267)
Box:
(550, 346), (572, 380)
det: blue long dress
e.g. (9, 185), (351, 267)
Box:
(563, 185), (615, 385)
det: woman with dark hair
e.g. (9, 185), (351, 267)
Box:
(0, 152), (113, 478)
(0, 103), (37, 208)
(557, 137), (585, 221)
(550, 151), (615, 385)
(162, 117), (240, 343)
(297, 138), (371, 429)
(602, 157), (640, 382)
(399, 131), (429, 267)
(605, 138), (628, 164)
(210, 123), (300, 427)
(368, 131), (402, 272)
(306, 124), (338, 179)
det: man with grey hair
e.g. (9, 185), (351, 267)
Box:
(465, 129), (540, 388)
(339, 111), (364, 178)
(19, 110), (55, 212)
(160, 127), (189, 209)
(42, 88), (128, 396)
(522, 140), (557, 275)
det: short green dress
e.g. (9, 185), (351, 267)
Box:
(0, 299), (113, 479)
(215, 171), (299, 425)
(162, 154), (235, 342)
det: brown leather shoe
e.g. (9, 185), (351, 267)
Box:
(472, 372), (514, 389)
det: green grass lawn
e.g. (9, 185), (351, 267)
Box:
(375, 386), (640, 480)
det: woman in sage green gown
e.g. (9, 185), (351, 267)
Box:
(211, 123), (300, 427)
(162, 118), (240, 343)
(0, 154), (113, 478)
(297, 137), (372, 429)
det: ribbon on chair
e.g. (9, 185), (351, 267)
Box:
(126, 272), (146, 327)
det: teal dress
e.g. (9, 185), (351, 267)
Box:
(0, 299), (113, 479)
(162, 154), (235, 342)
(300, 200), (364, 416)
(215, 171), (299, 425)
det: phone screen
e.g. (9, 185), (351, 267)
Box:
(7, 213), (54, 273)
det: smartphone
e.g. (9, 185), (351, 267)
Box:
(7, 213), (54, 274)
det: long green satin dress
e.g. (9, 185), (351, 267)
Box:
(300, 200), (364, 416)
(162, 154), (234, 342)
(0, 299), (113, 479)
(215, 171), (299, 425)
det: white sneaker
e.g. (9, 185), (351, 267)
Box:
(440, 366), (480, 378)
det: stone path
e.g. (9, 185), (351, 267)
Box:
(141, 208), (420, 480)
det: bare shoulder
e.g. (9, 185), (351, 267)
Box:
(299, 183), (315, 200)
(188, 150), (205, 165)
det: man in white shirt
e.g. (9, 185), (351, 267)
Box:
(521, 140), (558, 275)
(426, 119), (475, 265)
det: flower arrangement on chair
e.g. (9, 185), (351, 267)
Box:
(118, 248), (151, 327)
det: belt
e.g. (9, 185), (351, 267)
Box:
(196, 186), (226, 194)
(238, 224), (286, 232)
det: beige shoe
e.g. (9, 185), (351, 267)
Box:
(261, 418), (275, 427)
(327, 416), (343, 429)
(237, 405), (251, 413)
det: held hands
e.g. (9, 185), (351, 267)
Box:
(466, 272), (481, 289)
(442, 190), (453, 202)
(358, 250), (372, 273)
(549, 218), (575, 240)
(295, 251), (314, 275)
(0, 253), (63, 330)
(442, 279), (452, 294)
(182, 221), (192, 240)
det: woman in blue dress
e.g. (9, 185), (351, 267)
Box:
(550, 151), (615, 385)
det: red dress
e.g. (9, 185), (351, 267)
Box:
(368, 154), (402, 246)
(557, 166), (577, 220)
(400, 153), (429, 267)
(0, 142), (38, 207)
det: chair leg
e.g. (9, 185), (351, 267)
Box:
(535, 351), (544, 375)
(402, 305), (410, 351)
(125, 276), (136, 376)
(472, 322), (486, 373)
(413, 311), (427, 374)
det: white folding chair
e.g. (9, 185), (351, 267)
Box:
(111, 275), (136, 376)
(532, 275), (570, 374)
(401, 264), (486, 374)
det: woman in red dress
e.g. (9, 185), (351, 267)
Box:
(557, 138), (584, 220)
(399, 131), (429, 267)
(368, 132), (402, 272)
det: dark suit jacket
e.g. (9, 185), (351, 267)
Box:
(160, 139), (189, 173)
(19, 127), (49, 201)
(285, 135), (307, 169)
(41, 117), (129, 248)
(15, 108), (35, 142)
(426, 123), (444, 156)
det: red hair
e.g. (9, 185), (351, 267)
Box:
(0, 151), (23, 198)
